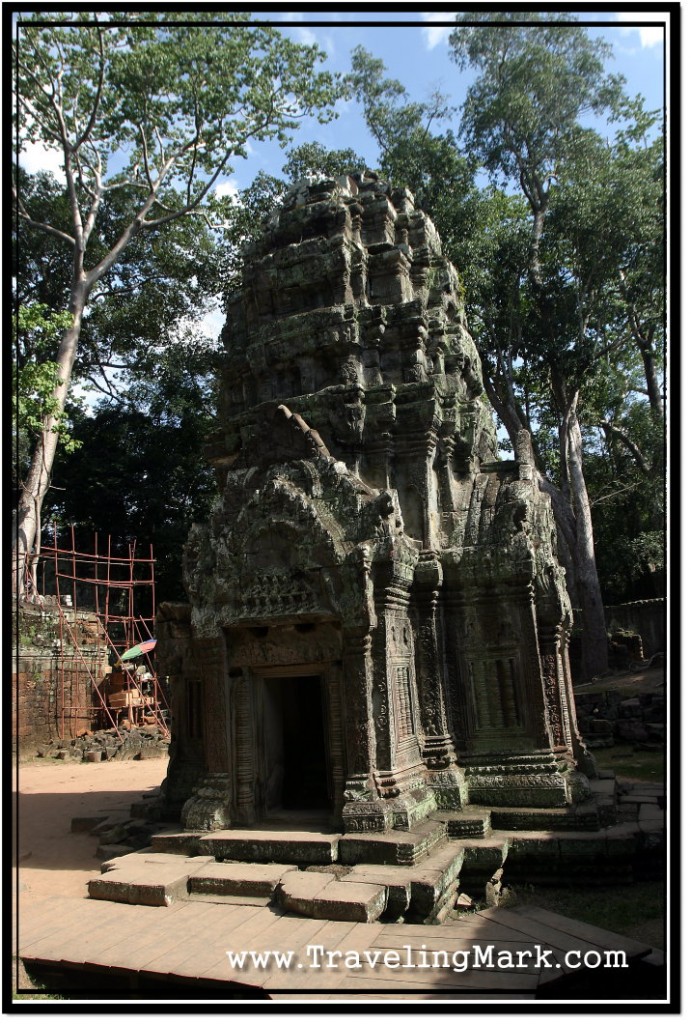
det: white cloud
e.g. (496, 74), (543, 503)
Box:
(295, 26), (319, 48)
(613, 12), (665, 49)
(199, 304), (225, 342)
(214, 178), (241, 204)
(276, 14), (334, 55)
(19, 139), (66, 183)
(420, 12), (453, 51)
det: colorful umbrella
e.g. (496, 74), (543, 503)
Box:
(120, 638), (157, 662)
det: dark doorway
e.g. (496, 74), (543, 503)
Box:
(263, 675), (329, 811)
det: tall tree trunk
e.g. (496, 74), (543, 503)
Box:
(13, 281), (87, 596)
(636, 332), (663, 418)
(560, 394), (610, 678)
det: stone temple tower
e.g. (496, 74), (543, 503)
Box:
(157, 172), (593, 834)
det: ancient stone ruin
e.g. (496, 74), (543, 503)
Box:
(158, 172), (594, 836)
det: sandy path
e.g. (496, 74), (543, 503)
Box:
(15, 758), (169, 903)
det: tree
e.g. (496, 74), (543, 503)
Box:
(448, 13), (639, 677)
(44, 338), (220, 602)
(13, 11), (339, 594)
(281, 141), (367, 183)
(346, 46), (479, 255)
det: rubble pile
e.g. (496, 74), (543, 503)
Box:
(575, 689), (665, 749)
(34, 724), (169, 763)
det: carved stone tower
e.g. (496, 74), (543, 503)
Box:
(158, 173), (592, 834)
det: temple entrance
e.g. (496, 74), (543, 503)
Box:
(262, 674), (330, 812)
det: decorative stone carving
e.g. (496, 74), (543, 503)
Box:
(160, 173), (591, 833)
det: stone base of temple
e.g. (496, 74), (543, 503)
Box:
(425, 765), (469, 810)
(85, 773), (663, 929)
(341, 783), (438, 834)
(463, 754), (591, 808)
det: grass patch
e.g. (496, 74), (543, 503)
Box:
(593, 743), (665, 783)
(503, 880), (665, 944)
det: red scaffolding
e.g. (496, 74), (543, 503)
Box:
(27, 526), (170, 740)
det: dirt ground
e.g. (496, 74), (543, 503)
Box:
(14, 757), (169, 901)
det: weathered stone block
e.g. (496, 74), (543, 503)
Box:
(189, 862), (297, 898)
(198, 830), (341, 865)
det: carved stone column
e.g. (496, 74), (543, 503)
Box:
(180, 631), (233, 831)
(340, 627), (389, 831)
(538, 624), (594, 793)
(413, 553), (467, 809)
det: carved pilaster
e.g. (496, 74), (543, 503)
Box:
(561, 630), (598, 778)
(341, 629), (376, 798)
(179, 631), (233, 831)
(412, 556), (467, 808)
(234, 667), (256, 824)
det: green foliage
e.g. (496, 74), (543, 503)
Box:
(14, 304), (79, 454)
(348, 28), (664, 607)
(346, 46), (479, 268)
(16, 13), (341, 209)
(281, 142), (367, 182)
(45, 399), (218, 602)
(450, 12), (624, 201)
(14, 14), (341, 586)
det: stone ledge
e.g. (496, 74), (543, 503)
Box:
(198, 829), (341, 864)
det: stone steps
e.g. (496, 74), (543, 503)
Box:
(188, 860), (298, 898)
(277, 871), (387, 923)
(88, 811), (658, 921)
(339, 819), (446, 866)
(88, 780), (663, 921)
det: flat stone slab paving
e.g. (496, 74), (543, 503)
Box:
(198, 830), (341, 864)
(18, 894), (661, 1000)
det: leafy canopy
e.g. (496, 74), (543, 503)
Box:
(450, 11), (625, 205)
(15, 11), (339, 234)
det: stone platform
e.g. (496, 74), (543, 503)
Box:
(85, 780), (665, 927)
(19, 894), (663, 1001)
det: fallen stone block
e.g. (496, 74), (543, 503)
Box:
(90, 853), (211, 906)
(341, 864), (412, 918)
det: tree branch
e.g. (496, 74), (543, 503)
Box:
(599, 419), (651, 475)
(14, 184), (76, 247)
(73, 27), (105, 151)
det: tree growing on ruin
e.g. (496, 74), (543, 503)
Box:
(13, 11), (339, 595)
